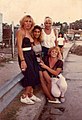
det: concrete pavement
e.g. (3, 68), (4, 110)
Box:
(0, 60), (21, 87)
(38, 42), (82, 120)
(0, 41), (73, 120)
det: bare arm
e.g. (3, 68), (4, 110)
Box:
(16, 30), (27, 70)
(63, 39), (65, 46)
(40, 62), (62, 76)
(53, 29), (58, 46)
(16, 30), (24, 60)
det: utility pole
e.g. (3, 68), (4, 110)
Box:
(0, 13), (3, 43)
(11, 21), (14, 58)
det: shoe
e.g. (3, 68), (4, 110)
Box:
(60, 97), (65, 103)
(48, 98), (61, 104)
(20, 96), (35, 104)
(30, 95), (41, 102)
(62, 59), (64, 62)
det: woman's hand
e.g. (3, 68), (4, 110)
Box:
(40, 59), (44, 63)
(39, 62), (48, 69)
(21, 61), (27, 71)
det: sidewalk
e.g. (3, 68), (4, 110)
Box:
(0, 41), (73, 120)
(63, 41), (73, 61)
(0, 60), (21, 87)
(38, 46), (82, 120)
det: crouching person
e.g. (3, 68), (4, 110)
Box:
(51, 73), (67, 103)
(39, 47), (67, 103)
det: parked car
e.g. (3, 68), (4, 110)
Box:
(67, 34), (74, 41)
(74, 34), (80, 40)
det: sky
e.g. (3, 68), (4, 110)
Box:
(0, 0), (82, 25)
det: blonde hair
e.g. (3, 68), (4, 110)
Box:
(44, 16), (52, 24)
(48, 47), (60, 58)
(20, 15), (35, 32)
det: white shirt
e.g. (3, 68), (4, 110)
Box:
(32, 44), (42, 62)
(32, 44), (42, 55)
(42, 29), (56, 48)
(57, 37), (65, 45)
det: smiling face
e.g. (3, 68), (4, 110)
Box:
(50, 49), (58, 58)
(32, 25), (42, 42)
(33, 28), (41, 39)
(48, 47), (59, 58)
(44, 17), (52, 30)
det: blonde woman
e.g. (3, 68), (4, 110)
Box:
(42, 16), (57, 57)
(16, 15), (41, 104)
(40, 47), (67, 103)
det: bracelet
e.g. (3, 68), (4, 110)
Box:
(21, 59), (25, 62)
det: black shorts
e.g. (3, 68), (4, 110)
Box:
(58, 45), (63, 48)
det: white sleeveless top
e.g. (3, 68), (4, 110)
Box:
(57, 37), (65, 45)
(41, 29), (56, 48)
(32, 44), (42, 62)
(32, 44), (42, 56)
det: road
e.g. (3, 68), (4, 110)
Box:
(38, 41), (82, 120)
(0, 41), (82, 120)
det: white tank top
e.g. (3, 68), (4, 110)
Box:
(32, 44), (42, 55)
(42, 29), (56, 48)
(57, 37), (65, 45)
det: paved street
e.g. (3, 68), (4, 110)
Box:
(1, 41), (82, 120)
(38, 43), (82, 120)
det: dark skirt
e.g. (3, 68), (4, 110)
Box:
(18, 50), (40, 88)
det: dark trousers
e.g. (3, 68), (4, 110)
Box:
(42, 46), (49, 58)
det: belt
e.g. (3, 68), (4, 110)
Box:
(51, 75), (60, 78)
(22, 47), (31, 51)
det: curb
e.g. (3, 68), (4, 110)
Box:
(0, 42), (73, 120)
(16, 91), (46, 120)
(0, 73), (24, 113)
(63, 42), (74, 62)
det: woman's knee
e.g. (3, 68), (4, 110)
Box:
(51, 88), (61, 97)
(60, 81), (67, 91)
(52, 91), (61, 98)
(47, 78), (51, 84)
(59, 77), (67, 90)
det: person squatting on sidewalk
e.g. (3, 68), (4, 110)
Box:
(39, 47), (67, 103)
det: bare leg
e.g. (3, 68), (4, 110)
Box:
(22, 86), (33, 98)
(60, 47), (63, 58)
(43, 71), (51, 93)
(39, 71), (54, 100)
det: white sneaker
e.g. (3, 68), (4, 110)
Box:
(30, 95), (41, 102)
(48, 98), (61, 104)
(20, 96), (35, 104)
